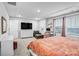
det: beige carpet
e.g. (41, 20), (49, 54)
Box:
(14, 38), (34, 56)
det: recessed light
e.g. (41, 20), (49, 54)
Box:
(37, 9), (40, 13)
(17, 14), (22, 17)
(35, 18), (40, 20)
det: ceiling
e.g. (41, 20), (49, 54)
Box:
(4, 2), (79, 20)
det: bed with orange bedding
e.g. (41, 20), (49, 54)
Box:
(27, 37), (79, 56)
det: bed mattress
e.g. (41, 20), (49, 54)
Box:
(27, 37), (79, 56)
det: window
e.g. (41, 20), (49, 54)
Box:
(54, 18), (62, 36)
(66, 14), (79, 36)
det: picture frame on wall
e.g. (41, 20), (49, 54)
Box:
(1, 16), (7, 34)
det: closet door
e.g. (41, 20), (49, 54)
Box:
(54, 18), (62, 36)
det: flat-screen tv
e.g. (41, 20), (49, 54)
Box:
(46, 28), (50, 31)
(21, 22), (32, 29)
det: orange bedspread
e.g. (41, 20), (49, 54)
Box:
(27, 37), (79, 56)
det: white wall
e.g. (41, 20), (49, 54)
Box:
(21, 20), (39, 31)
(38, 19), (46, 35)
(46, 18), (54, 32)
(9, 19), (19, 38)
(0, 3), (14, 56)
(20, 19), (38, 38)
(0, 3), (9, 40)
(9, 18), (39, 38)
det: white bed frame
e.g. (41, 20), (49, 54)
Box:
(28, 49), (37, 56)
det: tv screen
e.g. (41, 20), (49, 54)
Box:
(21, 22), (32, 29)
(46, 28), (50, 31)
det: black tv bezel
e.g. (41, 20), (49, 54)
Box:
(21, 22), (32, 29)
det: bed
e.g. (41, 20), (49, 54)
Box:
(27, 37), (79, 56)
